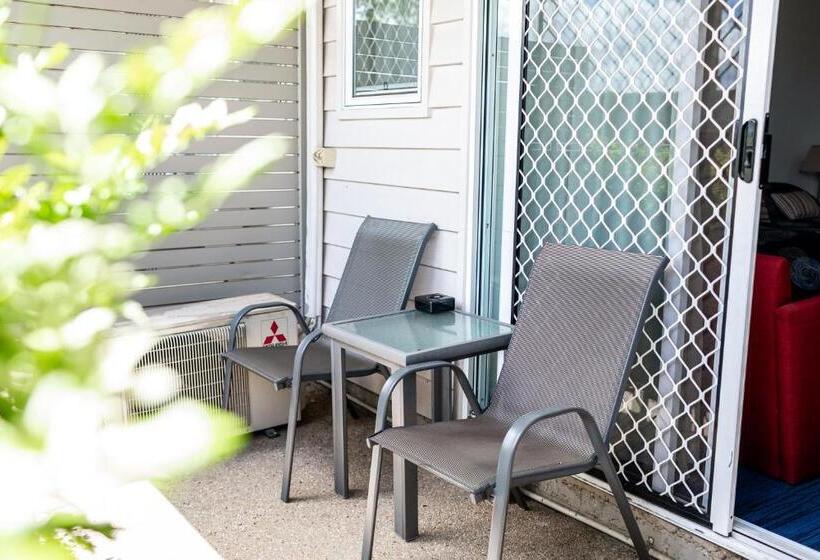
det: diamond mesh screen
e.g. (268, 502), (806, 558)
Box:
(353, 0), (420, 95)
(511, 0), (748, 515)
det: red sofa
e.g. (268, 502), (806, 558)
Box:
(741, 254), (820, 484)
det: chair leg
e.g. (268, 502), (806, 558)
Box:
(280, 373), (303, 503)
(220, 357), (233, 410)
(361, 445), (383, 560)
(487, 482), (512, 559)
(598, 454), (651, 560)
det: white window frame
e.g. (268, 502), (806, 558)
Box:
(337, 0), (430, 119)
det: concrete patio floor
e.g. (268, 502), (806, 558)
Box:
(169, 386), (635, 559)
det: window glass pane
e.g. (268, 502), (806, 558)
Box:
(353, 0), (420, 96)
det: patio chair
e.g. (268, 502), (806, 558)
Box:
(220, 216), (435, 502)
(361, 243), (666, 560)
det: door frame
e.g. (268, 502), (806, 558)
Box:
(497, 0), (523, 326)
(709, 0), (780, 536)
(493, 0), (781, 536)
(303, 0), (326, 321)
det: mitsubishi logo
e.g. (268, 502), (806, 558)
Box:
(263, 321), (288, 346)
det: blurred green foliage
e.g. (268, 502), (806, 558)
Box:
(0, 0), (302, 557)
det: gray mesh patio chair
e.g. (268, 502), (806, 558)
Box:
(220, 216), (435, 502)
(361, 243), (666, 560)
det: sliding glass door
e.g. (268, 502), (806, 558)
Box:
(478, 0), (775, 522)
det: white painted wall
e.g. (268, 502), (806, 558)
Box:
(321, 0), (474, 311)
(319, 0), (477, 402)
(768, 0), (820, 196)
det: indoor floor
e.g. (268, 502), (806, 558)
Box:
(735, 468), (820, 551)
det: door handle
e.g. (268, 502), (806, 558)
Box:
(736, 119), (758, 183)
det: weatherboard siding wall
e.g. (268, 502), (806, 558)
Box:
(320, 0), (475, 401)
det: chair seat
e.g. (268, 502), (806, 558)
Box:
(223, 340), (379, 387)
(370, 415), (594, 495)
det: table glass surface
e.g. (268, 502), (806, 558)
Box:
(326, 310), (512, 355)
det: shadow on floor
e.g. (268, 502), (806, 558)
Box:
(168, 385), (634, 559)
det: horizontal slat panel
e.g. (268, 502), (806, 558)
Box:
(7, 46), (300, 83)
(8, 0), (304, 308)
(183, 136), (298, 156)
(146, 258), (299, 285)
(21, 0), (207, 18)
(199, 80), (298, 101)
(5, 135), (299, 158)
(42, 68), (298, 101)
(10, 1), (300, 45)
(141, 173), (298, 190)
(136, 278), (301, 307)
(215, 118), (299, 137)
(225, 174), (299, 190)
(8, 3), (181, 35)
(220, 100), (299, 119)
(136, 242), (300, 269)
(2, 153), (299, 173)
(4, 23), (298, 64)
(219, 189), (299, 209)
(148, 153), (298, 174)
(152, 224), (300, 250)
(8, 1), (300, 44)
(194, 207), (299, 229)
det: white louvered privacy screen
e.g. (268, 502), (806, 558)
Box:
(5, 0), (303, 308)
(508, 0), (749, 517)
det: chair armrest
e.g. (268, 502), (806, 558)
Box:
(775, 297), (820, 483)
(776, 296), (820, 380)
(278, 327), (324, 390)
(496, 405), (606, 490)
(373, 361), (481, 434)
(227, 301), (309, 351)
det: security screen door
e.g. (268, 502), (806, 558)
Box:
(500, 0), (756, 517)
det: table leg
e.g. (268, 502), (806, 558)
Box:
(430, 364), (452, 422)
(330, 340), (348, 498)
(392, 369), (418, 541)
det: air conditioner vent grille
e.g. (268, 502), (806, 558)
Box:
(125, 324), (251, 424)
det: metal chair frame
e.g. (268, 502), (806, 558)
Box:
(360, 244), (666, 559)
(220, 217), (435, 502)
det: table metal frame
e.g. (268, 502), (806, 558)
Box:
(322, 310), (512, 541)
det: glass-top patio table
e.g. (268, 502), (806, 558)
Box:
(321, 309), (513, 541)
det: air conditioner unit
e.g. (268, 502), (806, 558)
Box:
(116, 293), (302, 432)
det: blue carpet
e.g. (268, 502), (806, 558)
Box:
(735, 467), (820, 550)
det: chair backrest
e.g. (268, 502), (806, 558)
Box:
(325, 217), (436, 323)
(486, 243), (666, 457)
